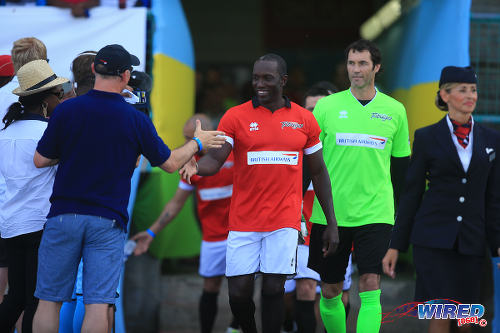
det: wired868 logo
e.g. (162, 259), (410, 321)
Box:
(382, 300), (487, 328)
(418, 303), (487, 327)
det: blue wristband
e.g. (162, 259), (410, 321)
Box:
(146, 228), (156, 238)
(192, 137), (203, 152)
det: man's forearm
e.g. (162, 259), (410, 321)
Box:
(197, 144), (232, 176)
(34, 151), (59, 168)
(312, 169), (337, 227)
(172, 140), (199, 167)
(197, 154), (223, 176)
(46, 159), (59, 167)
(162, 140), (199, 173)
(305, 150), (337, 226)
(391, 156), (410, 208)
(150, 201), (183, 234)
(149, 187), (192, 234)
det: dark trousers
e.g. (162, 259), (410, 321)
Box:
(0, 230), (43, 333)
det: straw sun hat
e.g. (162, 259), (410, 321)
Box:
(13, 59), (69, 96)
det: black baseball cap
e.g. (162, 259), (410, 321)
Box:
(94, 44), (140, 76)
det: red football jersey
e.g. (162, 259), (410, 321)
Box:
(218, 98), (322, 232)
(179, 153), (234, 242)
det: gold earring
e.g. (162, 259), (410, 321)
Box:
(42, 102), (48, 118)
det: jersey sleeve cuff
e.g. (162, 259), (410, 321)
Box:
(178, 181), (195, 191)
(304, 142), (322, 155)
(391, 150), (411, 158)
(224, 136), (234, 147)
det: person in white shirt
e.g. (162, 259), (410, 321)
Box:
(0, 37), (49, 310)
(0, 54), (15, 305)
(0, 36), (48, 213)
(0, 59), (68, 333)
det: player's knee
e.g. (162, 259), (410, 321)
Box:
(321, 282), (342, 299)
(261, 274), (286, 296)
(228, 275), (254, 299)
(296, 279), (317, 300)
(358, 273), (380, 292)
(203, 276), (223, 293)
(228, 285), (253, 300)
(262, 283), (285, 297)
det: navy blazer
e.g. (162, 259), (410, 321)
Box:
(391, 116), (500, 256)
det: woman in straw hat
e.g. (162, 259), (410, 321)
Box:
(0, 59), (68, 333)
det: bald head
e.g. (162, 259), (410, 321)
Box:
(183, 114), (213, 142)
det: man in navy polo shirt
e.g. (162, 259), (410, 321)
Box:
(31, 44), (225, 333)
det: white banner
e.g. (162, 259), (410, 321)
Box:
(0, 6), (147, 81)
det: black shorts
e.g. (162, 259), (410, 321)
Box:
(307, 223), (392, 284)
(0, 237), (7, 268)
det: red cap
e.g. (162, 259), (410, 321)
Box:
(0, 55), (14, 77)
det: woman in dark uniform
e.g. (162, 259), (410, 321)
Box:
(382, 66), (500, 333)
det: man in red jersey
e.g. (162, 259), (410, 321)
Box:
(133, 114), (238, 333)
(180, 54), (339, 333)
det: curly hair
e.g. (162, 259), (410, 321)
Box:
(2, 90), (52, 129)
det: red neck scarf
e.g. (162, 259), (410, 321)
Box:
(450, 118), (472, 148)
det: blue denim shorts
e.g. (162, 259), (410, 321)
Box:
(35, 214), (126, 304)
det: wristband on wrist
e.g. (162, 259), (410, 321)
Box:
(146, 228), (156, 238)
(192, 137), (203, 152)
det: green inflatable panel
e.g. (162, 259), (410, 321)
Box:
(132, 169), (201, 259)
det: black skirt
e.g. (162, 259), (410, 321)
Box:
(413, 245), (484, 304)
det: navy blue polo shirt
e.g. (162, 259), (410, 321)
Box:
(37, 89), (171, 228)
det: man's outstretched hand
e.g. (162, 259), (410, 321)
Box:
(193, 119), (226, 151)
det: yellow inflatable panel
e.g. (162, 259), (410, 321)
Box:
(392, 81), (446, 141)
(151, 53), (195, 148)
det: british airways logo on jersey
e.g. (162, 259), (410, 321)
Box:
(371, 112), (392, 121)
(369, 137), (387, 144)
(281, 121), (304, 130)
(336, 133), (388, 150)
(247, 151), (299, 165)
